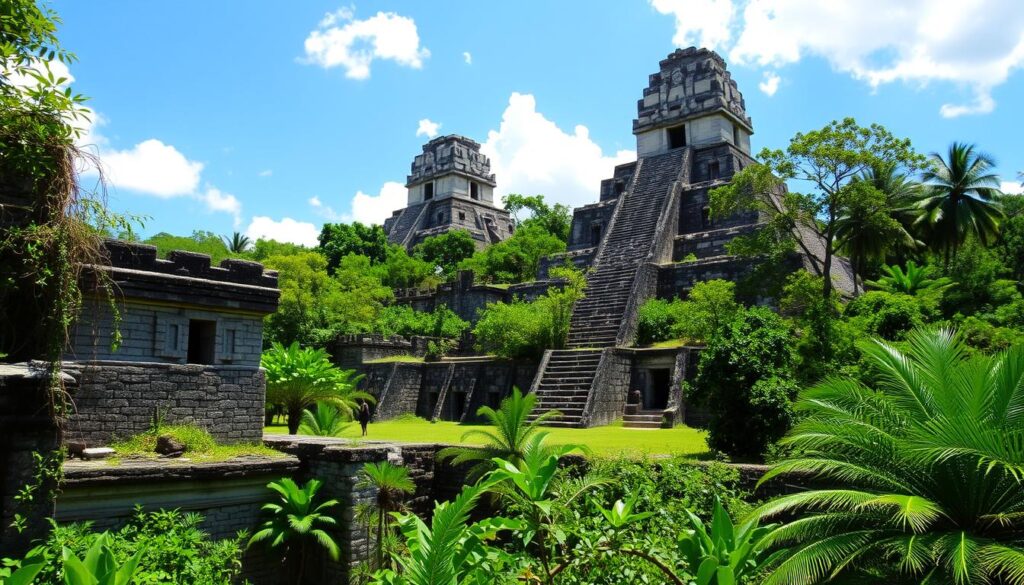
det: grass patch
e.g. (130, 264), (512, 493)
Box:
(265, 419), (709, 458)
(365, 354), (424, 364)
(109, 424), (284, 463)
(646, 339), (689, 349)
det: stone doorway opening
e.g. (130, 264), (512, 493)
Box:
(644, 368), (671, 410)
(667, 124), (686, 149)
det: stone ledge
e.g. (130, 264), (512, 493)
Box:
(62, 455), (300, 486)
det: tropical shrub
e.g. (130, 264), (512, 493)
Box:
(11, 508), (246, 585)
(676, 497), (782, 585)
(438, 387), (560, 481)
(636, 298), (681, 345)
(688, 308), (797, 460)
(299, 401), (351, 436)
(249, 478), (340, 585)
(261, 341), (371, 434)
(459, 224), (566, 284)
(757, 328), (1024, 584)
(635, 280), (739, 346)
(373, 305), (469, 339)
(356, 461), (416, 568)
(865, 260), (951, 297)
(473, 267), (584, 359)
(844, 290), (927, 341)
(413, 230), (477, 276)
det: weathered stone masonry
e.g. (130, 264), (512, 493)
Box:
(64, 239), (280, 444)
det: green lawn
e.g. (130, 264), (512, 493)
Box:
(265, 418), (709, 458)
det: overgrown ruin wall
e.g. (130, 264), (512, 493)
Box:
(65, 362), (266, 444)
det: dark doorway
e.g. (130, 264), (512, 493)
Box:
(187, 319), (216, 364)
(470, 182), (479, 200)
(646, 368), (671, 410)
(668, 125), (686, 149)
(590, 224), (602, 246)
(452, 392), (467, 420)
(708, 161), (720, 180)
(424, 182), (434, 200)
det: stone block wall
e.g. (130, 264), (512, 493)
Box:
(567, 200), (617, 251)
(67, 301), (264, 365)
(582, 349), (633, 427)
(65, 361), (265, 444)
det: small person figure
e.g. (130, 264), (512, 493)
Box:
(630, 389), (642, 406)
(358, 400), (371, 437)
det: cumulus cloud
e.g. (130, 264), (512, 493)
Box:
(201, 187), (242, 227)
(309, 195), (345, 221)
(348, 181), (407, 225)
(651, 0), (736, 50)
(463, 51), (472, 65)
(481, 93), (635, 208)
(245, 216), (321, 247)
(416, 118), (441, 138)
(650, 0), (1024, 117)
(1002, 180), (1024, 195)
(758, 71), (780, 96)
(303, 8), (430, 79)
(99, 139), (204, 197)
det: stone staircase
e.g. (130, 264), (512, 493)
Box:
(386, 202), (426, 246)
(622, 411), (664, 429)
(529, 148), (688, 427)
(529, 349), (603, 427)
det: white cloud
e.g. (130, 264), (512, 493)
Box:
(348, 181), (407, 225)
(1002, 180), (1024, 195)
(201, 187), (242, 227)
(481, 93), (636, 208)
(303, 8), (430, 79)
(651, 0), (736, 50)
(309, 195), (345, 221)
(258, 169), (273, 177)
(463, 51), (473, 65)
(245, 216), (320, 247)
(758, 71), (780, 96)
(416, 118), (441, 138)
(99, 139), (204, 197)
(650, 0), (1024, 117)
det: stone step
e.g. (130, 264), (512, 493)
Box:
(621, 419), (663, 429)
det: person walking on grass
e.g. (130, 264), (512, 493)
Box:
(358, 400), (371, 437)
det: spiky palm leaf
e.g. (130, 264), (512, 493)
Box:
(222, 231), (251, 253)
(756, 328), (1024, 584)
(299, 401), (351, 436)
(438, 387), (561, 481)
(249, 478), (340, 558)
(914, 142), (1005, 264)
(864, 260), (952, 296)
(261, 341), (371, 433)
(357, 461), (416, 567)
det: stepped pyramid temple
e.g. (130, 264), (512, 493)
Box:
(343, 47), (854, 429)
(383, 135), (514, 250)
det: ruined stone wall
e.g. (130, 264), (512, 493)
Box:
(538, 248), (595, 279)
(65, 362), (265, 444)
(67, 301), (265, 365)
(567, 200), (617, 251)
(582, 349), (633, 427)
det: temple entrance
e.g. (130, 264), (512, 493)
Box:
(667, 124), (686, 149)
(644, 368), (671, 410)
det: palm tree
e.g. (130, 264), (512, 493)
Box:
(437, 387), (561, 481)
(864, 260), (951, 296)
(755, 328), (1024, 584)
(356, 461), (415, 568)
(249, 478), (340, 585)
(836, 162), (922, 293)
(261, 341), (372, 434)
(298, 401), (351, 436)
(915, 142), (1004, 266)
(223, 231), (251, 253)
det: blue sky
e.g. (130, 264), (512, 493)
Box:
(49, 0), (1024, 246)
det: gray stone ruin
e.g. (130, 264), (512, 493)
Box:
(383, 134), (514, 250)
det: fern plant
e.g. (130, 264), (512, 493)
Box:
(757, 328), (1024, 584)
(249, 478), (340, 585)
(676, 497), (782, 585)
(438, 387), (561, 480)
(865, 260), (951, 296)
(299, 401), (351, 436)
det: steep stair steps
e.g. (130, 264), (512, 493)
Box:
(622, 411), (665, 429)
(529, 148), (689, 427)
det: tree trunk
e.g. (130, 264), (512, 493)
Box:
(288, 405), (303, 435)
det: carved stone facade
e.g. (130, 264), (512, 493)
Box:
(65, 239), (280, 444)
(383, 135), (514, 250)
